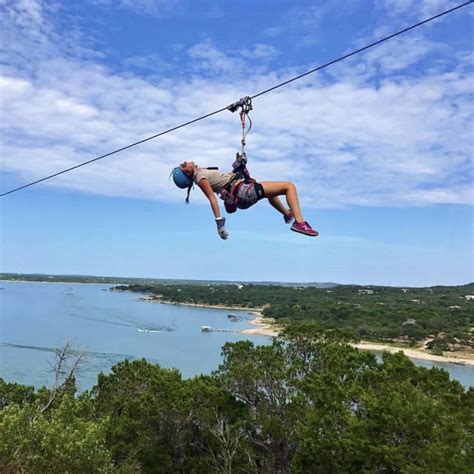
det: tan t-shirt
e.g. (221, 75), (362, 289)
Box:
(193, 167), (237, 193)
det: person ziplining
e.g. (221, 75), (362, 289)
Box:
(171, 97), (318, 239)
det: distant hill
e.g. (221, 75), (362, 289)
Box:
(0, 272), (339, 288)
(1, 273), (471, 290)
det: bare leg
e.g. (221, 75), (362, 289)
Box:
(261, 181), (304, 222)
(268, 196), (289, 216)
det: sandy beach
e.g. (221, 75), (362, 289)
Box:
(146, 298), (474, 366)
(240, 315), (281, 337)
(354, 341), (474, 366)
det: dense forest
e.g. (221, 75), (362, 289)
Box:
(115, 282), (474, 353)
(1, 326), (472, 473)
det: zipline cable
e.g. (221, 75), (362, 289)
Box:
(1, 0), (471, 198)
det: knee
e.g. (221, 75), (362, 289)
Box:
(287, 182), (296, 192)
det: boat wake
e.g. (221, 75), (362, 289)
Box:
(66, 312), (174, 332)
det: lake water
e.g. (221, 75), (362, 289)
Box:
(0, 281), (270, 390)
(0, 281), (473, 390)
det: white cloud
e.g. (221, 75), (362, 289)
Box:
(364, 35), (443, 73)
(1, 0), (472, 210)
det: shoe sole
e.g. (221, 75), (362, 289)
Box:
(291, 227), (319, 237)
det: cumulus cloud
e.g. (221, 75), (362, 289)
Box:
(0, 0), (472, 209)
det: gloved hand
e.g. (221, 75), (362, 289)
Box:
(232, 152), (247, 170)
(215, 217), (229, 240)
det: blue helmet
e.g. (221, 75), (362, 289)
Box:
(171, 167), (193, 189)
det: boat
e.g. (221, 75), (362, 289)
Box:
(201, 326), (212, 332)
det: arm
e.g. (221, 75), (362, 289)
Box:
(198, 178), (221, 218)
(198, 179), (229, 239)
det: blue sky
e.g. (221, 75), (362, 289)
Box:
(1, 0), (473, 286)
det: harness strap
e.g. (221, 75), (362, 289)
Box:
(229, 176), (257, 201)
(224, 176), (243, 193)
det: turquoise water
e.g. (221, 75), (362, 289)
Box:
(0, 281), (473, 390)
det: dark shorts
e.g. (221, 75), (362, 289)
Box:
(236, 182), (266, 209)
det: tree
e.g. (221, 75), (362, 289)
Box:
(1, 328), (472, 473)
(0, 379), (36, 410)
(91, 359), (188, 472)
(0, 344), (111, 473)
(217, 339), (298, 473)
(184, 375), (253, 473)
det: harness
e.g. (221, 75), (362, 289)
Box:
(220, 177), (245, 214)
(221, 96), (256, 213)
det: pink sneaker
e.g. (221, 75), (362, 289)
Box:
(291, 221), (318, 237)
(284, 210), (294, 224)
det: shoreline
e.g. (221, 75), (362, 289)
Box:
(353, 342), (474, 366)
(240, 315), (281, 337)
(143, 298), (474, 366)
(144, 297), (277, 336)
(142, 296), (265, 313)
